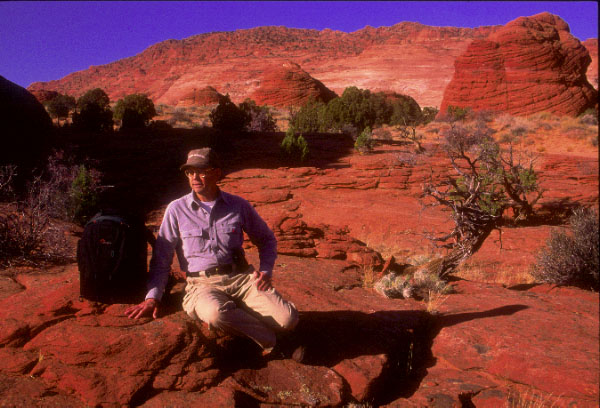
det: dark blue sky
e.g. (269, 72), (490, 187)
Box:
(1, 1), (597, 88)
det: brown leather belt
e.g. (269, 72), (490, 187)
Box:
(187, 264), (233, 278)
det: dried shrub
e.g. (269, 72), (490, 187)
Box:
(532, 207), (599, 291)
(494, 114), (515, 130)
(372, 127), (392, 141)
(0, 152), (101, 267)
(467, 109), (496, 123)
(0, 165), (16, 199)
(0, 175), (71, 267)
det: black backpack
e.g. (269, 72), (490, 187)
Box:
(77, 210), (155, 304)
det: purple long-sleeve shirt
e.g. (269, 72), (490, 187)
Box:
(146, 190), (277, 300)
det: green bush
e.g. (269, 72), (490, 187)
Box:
(44, 93), (76, 126)
(209, 94), (249, 133)
(354, 126), (374, 153)
(290, 88), (423, 134)
(114, 94), (157, 129)
(443, 105), (471, 122)
(281, 128), (309, 163)
(239, 99), (277, 132)
(289, 98), (327, 133)
(72, 88), (113, 132)
(532, 208), (599, 291)
(421, 107), (439, 125)
(70, 165), (100, 225)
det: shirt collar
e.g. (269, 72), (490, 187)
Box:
(186, 189), (229, 210)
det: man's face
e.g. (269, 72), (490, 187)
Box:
(185, 167), (221, 199)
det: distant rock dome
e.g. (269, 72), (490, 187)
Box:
(439, 13), (598, 117)
(249, 61), (337, 107)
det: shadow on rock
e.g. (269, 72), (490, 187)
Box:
(290, 305), (528, 405)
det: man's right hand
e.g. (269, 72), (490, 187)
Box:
(124, 298), (159, 319)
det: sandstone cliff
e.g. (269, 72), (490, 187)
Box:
(583, 38), (598, 89)
(440, 13), (597, 116)
(27, 23), (498, 108)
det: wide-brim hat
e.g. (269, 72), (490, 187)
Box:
(180, 148), (222, 170)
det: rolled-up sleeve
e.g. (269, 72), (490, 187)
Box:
(242, 201), (277, 276)
(146, 204), (180, 301)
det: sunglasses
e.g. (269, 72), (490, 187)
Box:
(184, 168), (215, 179)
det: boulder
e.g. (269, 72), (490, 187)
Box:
(178, 85), (224, 106)
(249, 61), (337, 107)
(0, 75), (52, 170)
(439, 13), (598, 117)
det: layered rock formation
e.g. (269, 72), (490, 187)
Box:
(249, 61), (337, 107)
(177, 86), (224, 107)
(440, 13), (598, 116)
(28, 23), (499, 108)
(583, 38), (598, 89)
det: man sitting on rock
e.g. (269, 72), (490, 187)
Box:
(125, 148), (299, 359)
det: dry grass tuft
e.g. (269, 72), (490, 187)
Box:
(506, 389), (559, 408)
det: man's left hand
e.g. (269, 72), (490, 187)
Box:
(253, 271), (273, 291)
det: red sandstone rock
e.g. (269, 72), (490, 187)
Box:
(249, 61), (337, 107)
(583, 38), (598, 90)
(178, 85), (224, 107)
(27, 23), (497, 107)
(332, 353), (388, 402)
(29, 89), (60, 103)
(440, 13), (598, 117)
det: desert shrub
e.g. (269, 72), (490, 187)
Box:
(578, 108), (598, 126)
(291, 88), (423, 134)
(0, 165), (16, 199)
(70, 166), (100, 225)
(494, 113), (515, 130)
(532, 208), (599, 291)
(44, 93), (76, 126)
(170, 108), (193, 125)
(281, 128), (309, 162)
(467, 109), (495, 123)
(340, 123), (359, 139)
(0, 174), (71, 266)
(354, 126), (374, 153)
(387, 93), (422, 127)
(72, 88), (113, 132)
(239, 99), (278, 132)
(375, 273), (413, 299)
(421, 107), (439, 125)
(114, 93), (157, 129)
(209, 94), (249, 133)
(442, 105), (471, 122)
(578, 113), (598, 126)
(375, 269), (452, 300)
(290, 98), (327, 133)
(372, 127), (392, 141)
(32, 151), (101, 225)
(422, 121), (543, 277)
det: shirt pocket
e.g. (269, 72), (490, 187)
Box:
(180, 228), (208, 257)
(216, 222), (242, 248)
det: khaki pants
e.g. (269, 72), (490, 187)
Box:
(182, 268), (298, 351)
